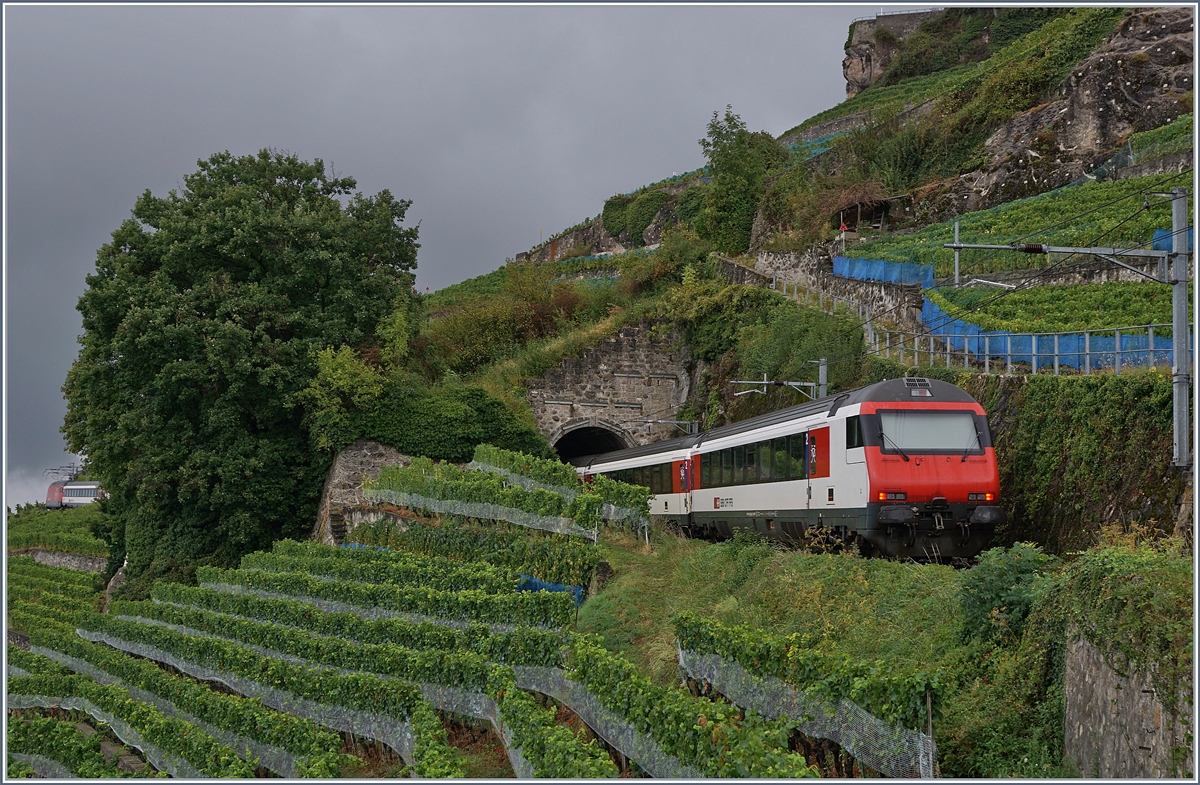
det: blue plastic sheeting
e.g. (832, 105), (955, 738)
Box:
(342, 543), (586, 606)
(835, 255), (937, 289)
(921, 297), (1190, 372)
(518, 575), (585, 607)
(1152, 227), (1193, 252)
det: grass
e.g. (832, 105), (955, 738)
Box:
(578, 528), (962, 686)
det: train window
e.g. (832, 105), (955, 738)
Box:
(788, 434), (808, 479)
(745, 444), (757, 483)
(701, 454), (711, 487)
(773, 438), (787, 480)
(721, 449), (732, 486)
(659, 463), (671, 494)
(759, 441), (774, 481)
(846, 415), (864, 449)
(733, 446), (745, 485)
(651, 464), (663, 494)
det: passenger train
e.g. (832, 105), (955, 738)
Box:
(45, 480), (105, 509)
(575, 377), (1004, 561)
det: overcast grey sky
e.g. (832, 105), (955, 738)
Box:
(4, 3), (926, 506)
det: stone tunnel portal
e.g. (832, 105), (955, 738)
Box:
(553, 425), (631, 463)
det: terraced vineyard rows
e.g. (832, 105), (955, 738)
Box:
(9, 457), (952, 777)
(7, 494), (824, 776)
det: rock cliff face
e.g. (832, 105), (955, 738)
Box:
(910, 7), (1194, 224)
(842, 11), (941, 98)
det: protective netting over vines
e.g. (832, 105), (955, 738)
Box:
(512, 666), (703, 779)
(76, 629), (420, 768)
(363, 487), (600, 542)
(678, 648), (936, 778)
(6, 693), (202, 778)
(29, 644), (304, 777)
(466, 461), (650, 532)
(9, 753), (75, 779)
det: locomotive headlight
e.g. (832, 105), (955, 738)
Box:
(878, 491), (906, 501)
(968, 492), (996, 502)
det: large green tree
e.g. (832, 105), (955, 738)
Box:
(63, 149), (418, 578)
(696, 106), (787, 254)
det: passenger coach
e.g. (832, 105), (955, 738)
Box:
(576, 377), (1003, 561)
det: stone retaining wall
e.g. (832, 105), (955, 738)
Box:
(9, 549), (107, 573)
(311, 440), (410, 545)
(754, 249), (926, 332)
(1064, 636), (1193, 778)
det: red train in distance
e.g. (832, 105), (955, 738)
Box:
(45, 480), (105, 509)
(575, 377), (1004, 562)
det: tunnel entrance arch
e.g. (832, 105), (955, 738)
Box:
(551, 419), (636, 463)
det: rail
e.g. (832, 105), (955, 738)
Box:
(874, 323), (1195, 375)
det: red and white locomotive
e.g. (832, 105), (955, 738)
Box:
(576, 377), (1004, 561)
(45, 480), (105, 509)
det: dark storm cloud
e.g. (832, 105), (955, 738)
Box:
(4, 3), (925, 504)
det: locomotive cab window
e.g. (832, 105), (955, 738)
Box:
(879, 410), (982, 454)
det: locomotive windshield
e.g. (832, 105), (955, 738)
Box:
(878, 410), (981, 453)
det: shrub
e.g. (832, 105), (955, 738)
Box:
(602, 194), (634, 237)
(959, 543), (1057, 644)
(625, 191), (668, 247)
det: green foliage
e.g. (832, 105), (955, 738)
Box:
(959, 543), (1058, 644)
(367, 457), (605, 529)
(988, 8), (1072, 52)
(602, 194), (635, 237)
(299, 347), (386, 451)
(625, 191), (668, 247)
(875, 8), (996, 87)
(6, 505), (110, 558)
(674, 612), (940, 728)
(7, 716), (130, 778)
(151, 581), (565, 666)
(835, 113), (951, 192)
(241, 542), (520, 594)
(7, 557), (98, 589)
(111, 599), (495, 692)
(854, 173), (1192, 277)
(350, 517), (600, 587)
(473, 443), (578, 487)
(485, 665), (620, 777)
(5, 572), (95, 601)
(675, 184), (707, 227)
(8, 671), (257, 777)
(472, 444), (651, 516)
(311, 380), (551, 462)
(567, 633), (817, 777)
(197, 565), (574, 630)
(1130, 112), (1194, 162)
(656, 279), (863, 394)
(784, 7), (1123, 162)
(7, 756), (36, 779)
(77, 612), (423, 721)
(697, 107), (787, 254)
(63, 149), (419, 577)
(1055, 543), (1192, 716)
(929, 281), (1192, 333)
(958, 371), (1185, 552)
(422, 266), (507, 313)
(15, 623), (347, 775)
